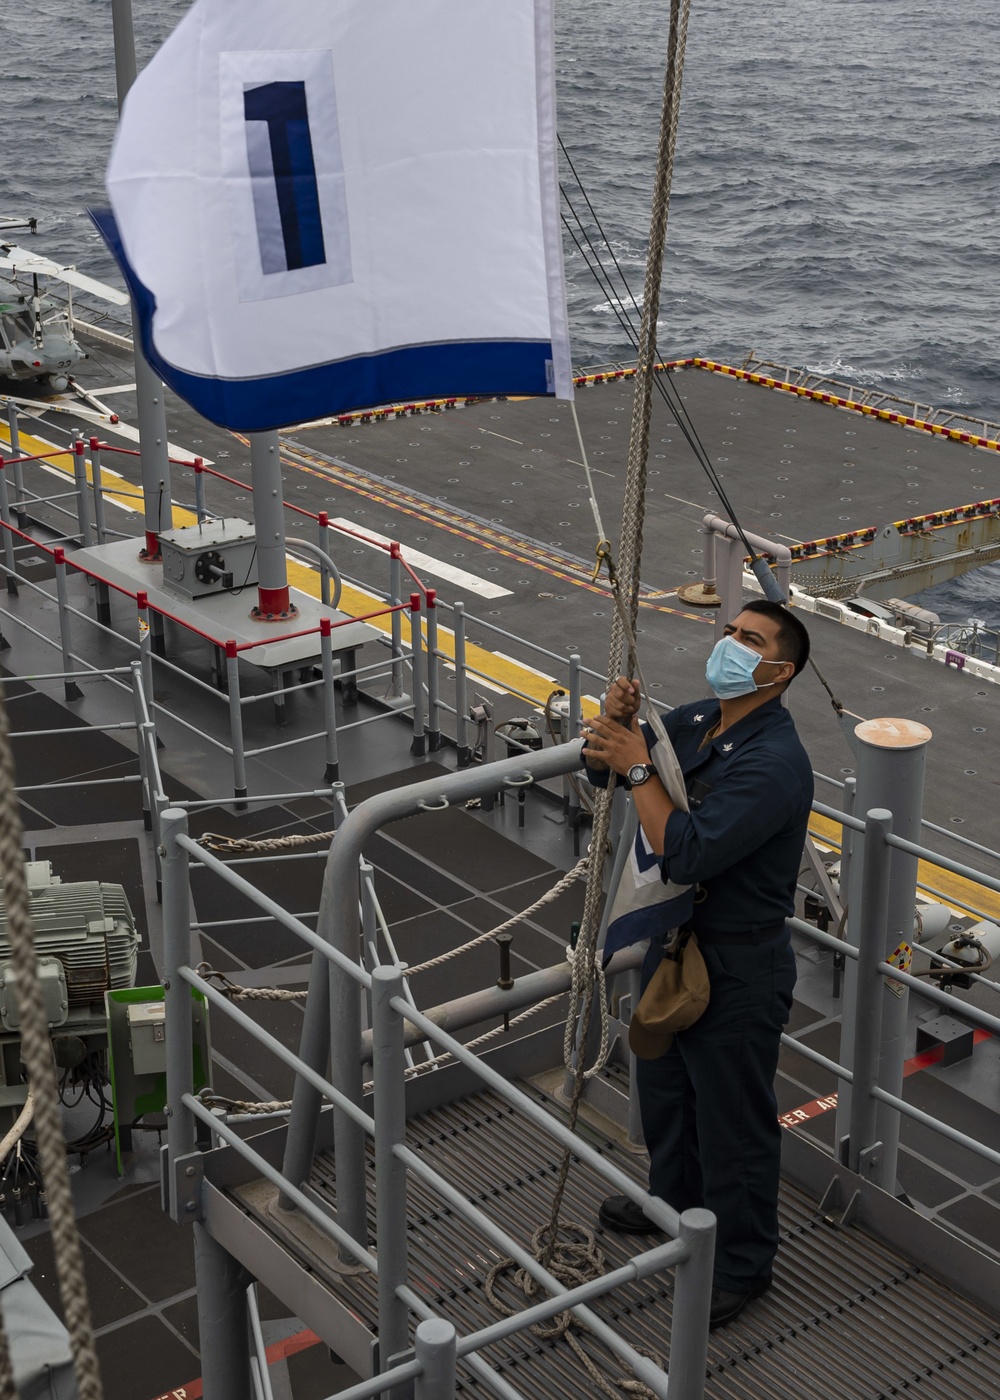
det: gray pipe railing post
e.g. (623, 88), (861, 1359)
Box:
(360, 860), (378, 1032)
(389, 544), (405, 700)
(5, 403), (26, 528)
(453, 602), (471, 766)
(409, 593), (426, 756)
(848, 809), (894, 1182)
(225, 641), (249, 807)
(832, 776), (857, 1000)
(283, 744), (586, 1243)
(414, 1318), (457, 1400)
(0, 459), (18, 596)
(668, 1208), (715, 1400)
(318, 511), (332, 607)
(321, 618), (340, 783)
(130, 661), (151, 831)
(136, 590), (155, 708)
(72, 438), (95, 547)
(152, 789), (169, 902)
(193, 1225), (252, 1400)
(88, 438), (108, 545)
(567, 653), (583, 845)
(161, 807), (197, 1217)
(372, 967), (410, 1383)
(193, 456), (207, 524)
(279, 781), (344, 1210)
(425, 588), (441, 751)
(53, 550), (82, 700)
(835, 717), (931, 1189)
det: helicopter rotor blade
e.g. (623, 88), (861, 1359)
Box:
(0, 245), (129, 306)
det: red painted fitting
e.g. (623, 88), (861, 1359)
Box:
(136, 591), (148, 610)
(318, 510), (328, 527)
(225, 640), (238, 660)
(193, 456), (204, 475)
(390, 540), (401, 559)
(89, 436), (100, 451)
(410, 592), (421, 612)
(110, 415), (119, 424)
(74, 439), (85, 456)
(257, 585), (291, 615)
(426, 588), (437, 608)
(320, 617), (332, 637)
(53, 547), (65, 565)
(143, 529), (160, 556)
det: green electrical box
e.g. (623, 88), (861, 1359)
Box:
(106, 986), (210, 1175)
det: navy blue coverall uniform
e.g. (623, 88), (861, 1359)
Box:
(588, 695), (813, 1292)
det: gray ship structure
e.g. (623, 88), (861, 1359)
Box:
(0, 300), (999, 1399)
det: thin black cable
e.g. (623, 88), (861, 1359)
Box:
(559, 154), (763, 563)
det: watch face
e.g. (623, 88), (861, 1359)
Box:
(628, 763), (649, 785)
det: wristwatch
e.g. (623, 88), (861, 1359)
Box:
(626, 762), (656, 787)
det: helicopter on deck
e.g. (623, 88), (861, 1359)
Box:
(0, 227), (129, 393)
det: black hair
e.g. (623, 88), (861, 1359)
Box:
(741, 599), (810, 680)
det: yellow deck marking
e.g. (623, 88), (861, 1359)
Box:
(809, 811), (1000, 922)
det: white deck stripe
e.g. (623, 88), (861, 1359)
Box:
(328, 518), (512, 599)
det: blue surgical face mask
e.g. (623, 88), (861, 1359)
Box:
(705, 636), (790, 700)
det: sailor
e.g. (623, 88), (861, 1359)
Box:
(582, 599), (813, 1329)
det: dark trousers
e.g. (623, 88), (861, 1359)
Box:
(635, 930), (796, 1292)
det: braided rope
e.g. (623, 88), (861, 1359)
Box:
(485, 7), (692, 1395)
(0, 1324), (14, 1400)
(563, 940), (610, 1081)
(197, 829), (334, 854)
(405, 855), (589, 976)
(0, 677), (104, 1400)
(403, 991), (566, 1077)
(196, 967), (308, 1002)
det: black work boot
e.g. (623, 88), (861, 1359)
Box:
(597, 1194), (665, 1235)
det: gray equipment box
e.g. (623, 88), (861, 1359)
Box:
(0, 956), (68, 1031)
(159, 517), (258, 599)
(127, 1000), (167, 1076)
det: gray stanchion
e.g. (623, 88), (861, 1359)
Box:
(835, 718), (931, 1188)
(0, 458), (18, 596)
(249, 430), (294, 619)
(668, 1208), (715, 1399)
(848, 809), (894, 1180)
(161, 807), (197, 1216)
(425, 588), (441, 752)
(372, 966), (410, 1382)
(136, 591), (155, 709)
(53, 550), (82, 700)
(414, 1318), (457, 1400)
(280, 745), (586, 1250)
(72, 439), (94, 547)
(225, 643), (249, 805)
(194, 1222), (252, 1400)
(193, 457), (207, 523)
(318, 512), (332, 607)
(5, 403), (26, 527)
(130, 661), (152, 831)
(88, 438), (108, 545)
(409, 593), (426, 756)
(389, 546), (405, 700)
(453, 601), (470, 766)
(321, 618), (339, 782)
(278, 782), (345, 1209)
(567, 652), (583, 834)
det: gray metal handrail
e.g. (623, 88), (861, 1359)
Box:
(160, 754), (717, 1399)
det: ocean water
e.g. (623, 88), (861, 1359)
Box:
(1, 0), (998, 623)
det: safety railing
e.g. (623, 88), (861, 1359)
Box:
(0, 422), (601, 805)
(159, 744), (716, 1400)
(7, 657), (158, 828)
(782, 798), (1000, 1195)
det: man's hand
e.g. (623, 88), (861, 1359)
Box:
(582, 711), (650, 777)
(605, 676), (641, 723)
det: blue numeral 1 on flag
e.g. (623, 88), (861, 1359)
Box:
(244, 81), (326, 274)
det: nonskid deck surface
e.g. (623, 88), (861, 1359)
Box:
(263, 1086), (1000, 1400)
(9, 353), (1000, 858)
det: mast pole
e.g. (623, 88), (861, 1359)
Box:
(110, 0), (173, 561)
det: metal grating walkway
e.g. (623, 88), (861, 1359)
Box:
(276, 1087), (1000, 1398)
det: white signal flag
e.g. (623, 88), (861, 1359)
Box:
(99, 0), (573, 431)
